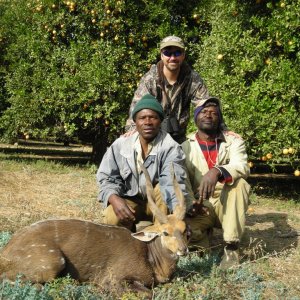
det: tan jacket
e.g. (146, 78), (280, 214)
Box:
(182, 131), (250, 198)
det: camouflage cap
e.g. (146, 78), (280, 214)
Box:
(196, 97), (220, 108)
(194, 97), (221, 122)
(159, 36), (185, 50)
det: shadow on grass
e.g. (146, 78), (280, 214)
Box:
(243, 211), (298, 256)
(0, 145), (91, 157)
(0, 139), (97, 166)
(197, 211), (299, 264)
(0, 153), (92, 167)
(248, 176), (300, 202)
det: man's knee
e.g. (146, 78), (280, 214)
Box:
(222, 178), (250, 204)
(102, 205), (119, 225)
(185, 208), (215, 247)
(232, 178), (250, 195)
(103, 205), (136, 231)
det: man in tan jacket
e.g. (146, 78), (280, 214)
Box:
(182, 97), (251, 269)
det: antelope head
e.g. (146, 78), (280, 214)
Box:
(132, 162), (188, 257)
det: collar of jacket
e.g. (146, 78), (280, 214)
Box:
(120, 130), (165, 159)
(187, 131), (226, 143)
(186, 131), (232, 165)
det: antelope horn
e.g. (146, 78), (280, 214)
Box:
(171, 163), (186, 220)
(139, 162), (168, 224)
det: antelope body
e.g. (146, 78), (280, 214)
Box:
(0, 163), (188, 292)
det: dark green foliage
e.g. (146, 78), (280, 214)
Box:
(0, 0), (208, 162)
(192, 0), (300, 167)
(0, 0), (299, 165)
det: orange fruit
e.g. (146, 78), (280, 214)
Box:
(266, 153), (273, 160)
(288, 147), (295, 154)
(294, 170), (300, 177)
(282, 148), (289, 155)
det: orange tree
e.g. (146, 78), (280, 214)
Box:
(0, 0), (204, 163)
(192, 0), (299, 171)
(0, 0), (299, 167)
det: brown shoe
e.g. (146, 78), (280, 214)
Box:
(219, 245), (240, 270)
(188, 228), (211, 251)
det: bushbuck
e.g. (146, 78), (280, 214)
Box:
(0, 163), (188, 294)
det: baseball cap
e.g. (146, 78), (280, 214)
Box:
(159, 36), (185, 50)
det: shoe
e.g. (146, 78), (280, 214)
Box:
(188, 228), (211, 251)
(219, 244), (240, 270)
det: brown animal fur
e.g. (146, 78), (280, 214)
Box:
(0, 163), (188, 293)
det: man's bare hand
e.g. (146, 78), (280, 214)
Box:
(122, 129), (136, 137)
(108, 194), (136, 222)
(187, 199), (210, 217)
(198, 168), (220, 200)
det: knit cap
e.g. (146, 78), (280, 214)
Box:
(132, 94), (165, 121)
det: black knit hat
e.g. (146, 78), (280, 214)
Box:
(132, 94), (165, 121)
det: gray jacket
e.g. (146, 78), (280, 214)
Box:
(97, 130), (192, 212)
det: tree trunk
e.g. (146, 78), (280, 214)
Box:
(91, 126), (110, 166)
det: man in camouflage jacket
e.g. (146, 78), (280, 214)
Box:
(125, 36), (209, 143)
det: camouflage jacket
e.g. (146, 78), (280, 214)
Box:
(125, 60), (209, 133)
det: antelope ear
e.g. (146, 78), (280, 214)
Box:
(131, 231), (159, 242)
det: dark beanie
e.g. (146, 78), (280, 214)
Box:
(131, 94), (165, 121)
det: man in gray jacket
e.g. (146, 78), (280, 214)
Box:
(97, 94), (192, 231)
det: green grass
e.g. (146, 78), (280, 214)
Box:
(0, 276), (105, 300)
(0, 238), (298, 300)
(0, 153), (97, 173)
(1, 157), (300, 299)
(0, 232), (11, 248)
(250, 192), (300, 210)
(0, 262), (280, 300)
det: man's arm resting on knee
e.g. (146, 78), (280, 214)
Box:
(108, 194), (136, 222)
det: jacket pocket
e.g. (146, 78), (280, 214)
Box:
(120, 163), (131, 181)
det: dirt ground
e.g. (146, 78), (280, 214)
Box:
(1, 154), (299, 254)
(1, 141), (300, 296)
(0, 165), (101, 232)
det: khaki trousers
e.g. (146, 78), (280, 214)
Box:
(187, 178), (250, 245)
(102, 185), (168, 229)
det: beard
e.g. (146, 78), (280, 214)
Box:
(165, 62), (181, 72)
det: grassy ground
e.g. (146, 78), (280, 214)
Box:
(0, 150), (300, 299)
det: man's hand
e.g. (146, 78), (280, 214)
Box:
(108, 194), (136, 223)
(198, 168), (220, 200)
(187, 199), (210, 217)
(122, 129), (137, 137)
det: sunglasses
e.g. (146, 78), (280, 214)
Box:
(162, 49), (183, 57)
